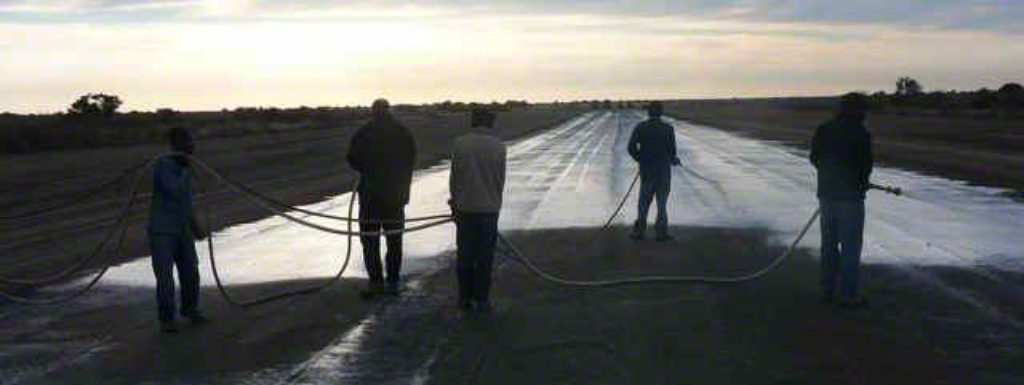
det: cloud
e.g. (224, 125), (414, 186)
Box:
(1, 1), (1020, 112)
(1, 0), (1023, 34)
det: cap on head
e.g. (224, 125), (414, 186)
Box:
(647, 101), (663, 117)
(470, 107), (496, 128)
(371, 98), (390, 118)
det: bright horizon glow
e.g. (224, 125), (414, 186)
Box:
(1, 1), (1022, 113)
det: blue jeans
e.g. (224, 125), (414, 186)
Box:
(819, 199), (865, 299)
(455, 212), (498, 303)
(635, 165), (671, 234)
(150, 233), (200, 322)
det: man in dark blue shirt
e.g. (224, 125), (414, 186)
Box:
(810, 93), (873, 308)
(627, 101), (681, 241)
(149, 126), (208, 332)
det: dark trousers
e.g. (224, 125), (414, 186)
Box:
(455, 212), (499, 303)
(150, 233), (200, 322)
(359, 199), (404, 285)
(636, 165), (671, 234)
(819, 199), (865, 298)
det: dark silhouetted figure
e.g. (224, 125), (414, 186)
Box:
(810, 93), (873, 308)
(450, 108), (506, 314)
(628, 101), (681, 241)
(347, 99), (416, 296)
(149, 126), (208, 333)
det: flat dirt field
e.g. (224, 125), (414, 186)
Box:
(1, 106), (1022, 385)
(666, 100), (1024, 193)
(0, 106), (582, 282)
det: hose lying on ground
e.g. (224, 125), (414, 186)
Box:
(499, 177), (904, 287)
(202, 164), (450, 224)
(192, 158), (455, 308)
(0, 158), (160, 286)
(1, 148), (904, 305)
(0, 155), (158, 304)
(201, 177), (360, 308)
(190, 157), (454, 238)
(498, 208), (821, 287)
(0, 158), (149, 221)
(0, 155), (453, 306)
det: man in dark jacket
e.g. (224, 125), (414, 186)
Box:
(627, 101), (681, 241)
(347, 99), (416, 296)
(810, 93), (873, 308)
(149, 126), (208, 333)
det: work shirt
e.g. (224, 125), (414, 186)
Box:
(346, 115), (417, 208)
(450, 129), (507, 214)
(810, 116), (873, 201)
(148, 155), (195, 236)
(627, 117), (678, 171)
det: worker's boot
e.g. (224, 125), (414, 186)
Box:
(654, 225), (673, 242)
(473, 299), (493, 314)
(838, 296), (870, 309)
(654, 217), (672, 242)
(160, 320), (179, 333)
(630, 220), (646, 240)
(182, 310), (208, 325)
(384, 280), (402, 296)
(360, 281), (388, 298)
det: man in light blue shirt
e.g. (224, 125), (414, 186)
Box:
(149, 126), (208, 333)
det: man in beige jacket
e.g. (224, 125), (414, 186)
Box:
(449, 107), (506, 313)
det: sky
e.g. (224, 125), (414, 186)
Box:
(1, 0), (1022, 113)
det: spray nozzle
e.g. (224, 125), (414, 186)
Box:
(869, 183), (902, 196)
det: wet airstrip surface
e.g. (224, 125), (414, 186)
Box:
(2, 110), (1022, 384)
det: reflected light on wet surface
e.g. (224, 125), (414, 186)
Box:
(7, 110), (1024, 384)
(22, 108), (1024, 311)
(276, 109), (1024, 384)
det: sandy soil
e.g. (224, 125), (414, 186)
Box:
(0, 275), (390, 384)
(664, 100), (1024, 194)
(4, 107), (1022, 384)
(0, 107), (582, 283)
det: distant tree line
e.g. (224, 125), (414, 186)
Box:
(0, 94), (378, 153)
(865, 77), (1023, 115)
(0, 94), (552, 154)
(431, 100), (532, 112)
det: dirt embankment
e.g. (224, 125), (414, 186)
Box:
(664, 100), (1024, 194)
(0, 106), (584, 283)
